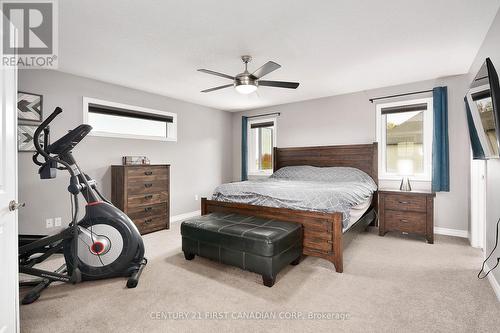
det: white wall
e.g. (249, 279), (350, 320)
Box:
(468, 9), (500, 296)
(232, 75), (471, 232)
(18, 70), (232, 235)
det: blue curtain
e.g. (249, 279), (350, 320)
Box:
(432, 87), (450, 192)
(464, 97), (486, 159)
(241, 116), (248, 181)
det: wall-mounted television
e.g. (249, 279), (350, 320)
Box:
(465, 58), (500, 159)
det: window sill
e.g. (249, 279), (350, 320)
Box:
(248, 172), (272, 180)
(378, 178), (431, 192)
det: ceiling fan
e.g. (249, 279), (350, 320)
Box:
(198, 55), (300, 94)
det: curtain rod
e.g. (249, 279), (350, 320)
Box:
(369, 89), (433, 103)
(246, 112), (280, 119)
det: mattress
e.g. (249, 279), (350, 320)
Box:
(212, 166), (377, 228)
(344, 195), (372, 232)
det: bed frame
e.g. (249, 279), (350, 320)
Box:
(201, 142), (378, 273)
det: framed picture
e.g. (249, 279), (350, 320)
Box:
(18, 124), (43, 152)
(18, 91), (43, 123)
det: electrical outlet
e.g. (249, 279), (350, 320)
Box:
(54, 217), (62, 227)
(195, 194), (199, 201)
(46, 218), (54, 228)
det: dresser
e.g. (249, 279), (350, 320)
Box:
(111, 164), (170, 234)
(378, 190), (435, 243)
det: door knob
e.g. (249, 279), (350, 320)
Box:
(9, 200), (25, 211)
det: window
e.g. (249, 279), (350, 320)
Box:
(376, 98), (433, 181)
(82, 97), (177, 141)
(247, 117), (276, 176)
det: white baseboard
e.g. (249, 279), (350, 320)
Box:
(170, 210), (201, 223)
(434, 227), (469, 238)
(485, 263), (500, 302)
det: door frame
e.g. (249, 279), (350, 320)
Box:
(470, 158), (486, 249)
(0, 21), (20, 332)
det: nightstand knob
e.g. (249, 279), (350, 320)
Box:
(399, 201), (409, 204)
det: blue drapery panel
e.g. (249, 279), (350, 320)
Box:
(241, 116), (248, 181)
(464, 97), (486, 159)
(432, 87), (450, 192)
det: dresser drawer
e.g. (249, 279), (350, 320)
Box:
(127, 166), (168, 182)
(127, 180), (168, 195)
(384, 210), (426, 234)
(127, 203), (168, 220)
(128, 192), (168, 207)
(384, 194), (426, 213)
(134, 215), (168, 234)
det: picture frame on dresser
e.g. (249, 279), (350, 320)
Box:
(111, 164), (170, 235)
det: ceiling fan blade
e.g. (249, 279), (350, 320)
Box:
(201, 84), (233, 93)
(252, 61), (281, 78)
(197, 69), (234, 80)
(258, 80), (300, 89)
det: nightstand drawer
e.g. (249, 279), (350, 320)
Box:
(384, 194), (426, 213)
(384, 210), (426, 234)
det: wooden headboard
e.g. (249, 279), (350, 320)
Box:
(273, 142), (378, 184)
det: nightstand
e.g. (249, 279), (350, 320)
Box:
(378, 190), (435, 243)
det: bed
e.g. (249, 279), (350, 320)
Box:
(201, 143), (378, 272)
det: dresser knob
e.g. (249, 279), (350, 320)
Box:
(144, 207), (152, 212)
(399, 201), (409, 204)
(144, 218), (153, 224)
(145, 171), (153, 175)
(144, 183), (153, 188)
(400, 219), (409, 223)
(145, 195), (153, 200)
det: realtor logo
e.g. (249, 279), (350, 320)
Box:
(1, 0), (58, 68)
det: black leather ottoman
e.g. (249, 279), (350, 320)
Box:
(181, 212), (303, 287)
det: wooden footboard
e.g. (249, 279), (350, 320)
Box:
(201, 198), (345, 272)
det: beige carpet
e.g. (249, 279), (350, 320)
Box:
(20, 224), (500, 333)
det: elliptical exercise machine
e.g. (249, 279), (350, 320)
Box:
(19, 107), (147, 304)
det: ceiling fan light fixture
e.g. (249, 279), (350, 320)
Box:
(198, 55), (299, 94)
(235, 83), (257, 94)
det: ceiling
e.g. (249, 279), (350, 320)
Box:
(58, 0), (500, 111)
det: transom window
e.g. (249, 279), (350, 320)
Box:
(83, 97), (177, 141)
(247, 117), (276, 176)
(376, 98), (433, 181)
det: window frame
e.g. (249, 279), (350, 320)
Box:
(376, 97), (433, 182)
(82, 97), (177, 142)
(247, 116), (277, 177)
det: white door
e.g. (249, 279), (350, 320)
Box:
(0, 29), (20, 333)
